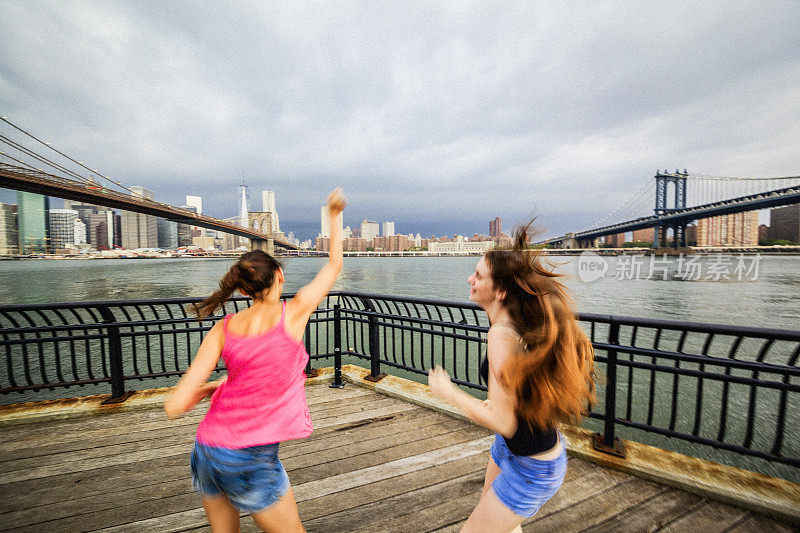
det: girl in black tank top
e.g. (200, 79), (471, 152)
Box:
(428, 222), (595, 530)
(479, 355), (557, 456)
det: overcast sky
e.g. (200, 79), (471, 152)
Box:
(1, 1), (799, 240)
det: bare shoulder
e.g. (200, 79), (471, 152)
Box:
(487, 326), (520, 368)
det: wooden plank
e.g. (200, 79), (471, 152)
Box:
(309, 470), (487, 533)
(725, 513), (796, 532)
(299, 453), (491, 522)
(587, 488), (705, 533)
(0, 392), (392, 465)
(0, 408), (434, 514)
(657, 500), (754, 532)
(349, 458), (598, 533)
(286, 427), (490, 486)
(524, 478), (666, 532)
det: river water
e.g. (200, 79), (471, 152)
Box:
(1, 254), (799, 481)
(1, 255), (799, 330)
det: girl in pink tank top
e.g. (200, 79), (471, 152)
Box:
(165, 189), (346, 532)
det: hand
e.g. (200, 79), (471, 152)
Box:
(327, 187), (347, 216)
(428, 366), (457, 402)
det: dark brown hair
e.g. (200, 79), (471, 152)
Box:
(484, 222), (595, 430)
(192, 250), (283, 318)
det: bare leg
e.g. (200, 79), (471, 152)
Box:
(250, 486), (305, 533)
(203, 494), (241, 533)
(480, 455), (502, 497)
(460, 487), (525, 533)
(462, 456), (524, 533)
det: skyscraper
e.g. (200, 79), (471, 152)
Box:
(382, 221), (395, 237)
(48, 209), (79, 252)
(239, 181), (249, 228)
(320, 205), (343, 238)
(489, 217), (502, 238)
(0, 203), (19, 255)
(185, 195), (203, 215)
(16, 192), (50, 254)
(360, 219), (380, 242)
(157, 218), (179, 249)
(120, 187), (158, 249)
(262, 190), (280, 232)
(88, 212), (114, 250)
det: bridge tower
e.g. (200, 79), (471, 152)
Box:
(654, 170), (688, 248)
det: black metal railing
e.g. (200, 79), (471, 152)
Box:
(1, 291), (798, 478)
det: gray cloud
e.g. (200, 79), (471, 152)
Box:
(1, 1), (798, 239)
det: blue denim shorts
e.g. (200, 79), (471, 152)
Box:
(190, 440), (290, 513)
(489, 433), (567, 517)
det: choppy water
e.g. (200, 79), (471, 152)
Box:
(1, 255), (798, 330)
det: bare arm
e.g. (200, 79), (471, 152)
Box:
(164, 321), (226, 419)
(287, 188), (346, 331)
(428, 327), (519, 436)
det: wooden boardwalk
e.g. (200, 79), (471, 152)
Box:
(0, 384), (793, 532)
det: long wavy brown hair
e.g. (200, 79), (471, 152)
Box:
(484, 222), (595, 430)
(192, 250), (282, 319)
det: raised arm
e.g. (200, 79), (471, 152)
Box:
(287, 188), (346, 325)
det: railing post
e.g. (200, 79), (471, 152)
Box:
(98, 306), (132, 404)
(362, 297), (386, 382)
(594, 320), (625, 457)
(304, 320), (318, 378)
(330, 304), (344, 388)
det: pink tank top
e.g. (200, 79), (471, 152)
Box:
(196, 302), (312, 448)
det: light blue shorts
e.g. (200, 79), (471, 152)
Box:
(190, 440), (290, 513)
(489, 433), (567, 517)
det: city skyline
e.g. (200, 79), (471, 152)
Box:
(1, 3), (797, 241)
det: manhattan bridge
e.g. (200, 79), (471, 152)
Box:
(541, 170), (800, 249)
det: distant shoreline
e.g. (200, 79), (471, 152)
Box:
(2, 246), (799, 261)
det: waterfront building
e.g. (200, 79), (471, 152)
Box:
(192, 236), (216, 250)
(0, 203), (19, 255)
(343, 226), (353, 239)
(157, 218), (179, 249)
(74, 218), (87, 246)
(489, 217), (501, 238)
(222, 232), (240, 251)
(177, 205), (197, 247)
(48, 209), (79, 252)
(632, 228), (655, 243)
(261, 190), (280, 232)
(382, 221), (395, 237)
(360, 219), (379, 242)
(697, 212), (758, 246)
(120, 187), (158, 249)
(320, 205), (343, 239)
(374, 234), (409, 252)
(316, 236), (330, 252)
(343, 237), (367, 251)
(606, 232), (626, 247)
(16, 191), (50, 254)
(88, 212), (115, 250)
(428, 237), (495, 253)
(769, 204), (800, 243)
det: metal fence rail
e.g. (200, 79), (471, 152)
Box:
(1, 291), (798, 475)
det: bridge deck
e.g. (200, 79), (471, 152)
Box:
(0, 384), (792, 532)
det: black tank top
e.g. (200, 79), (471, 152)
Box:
(480, 344), (557, 456)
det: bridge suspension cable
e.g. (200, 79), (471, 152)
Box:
(583, 179), (653, 231)
(0, 116), (185, 211)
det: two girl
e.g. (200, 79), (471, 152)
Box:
(167, 194), (595, 533)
